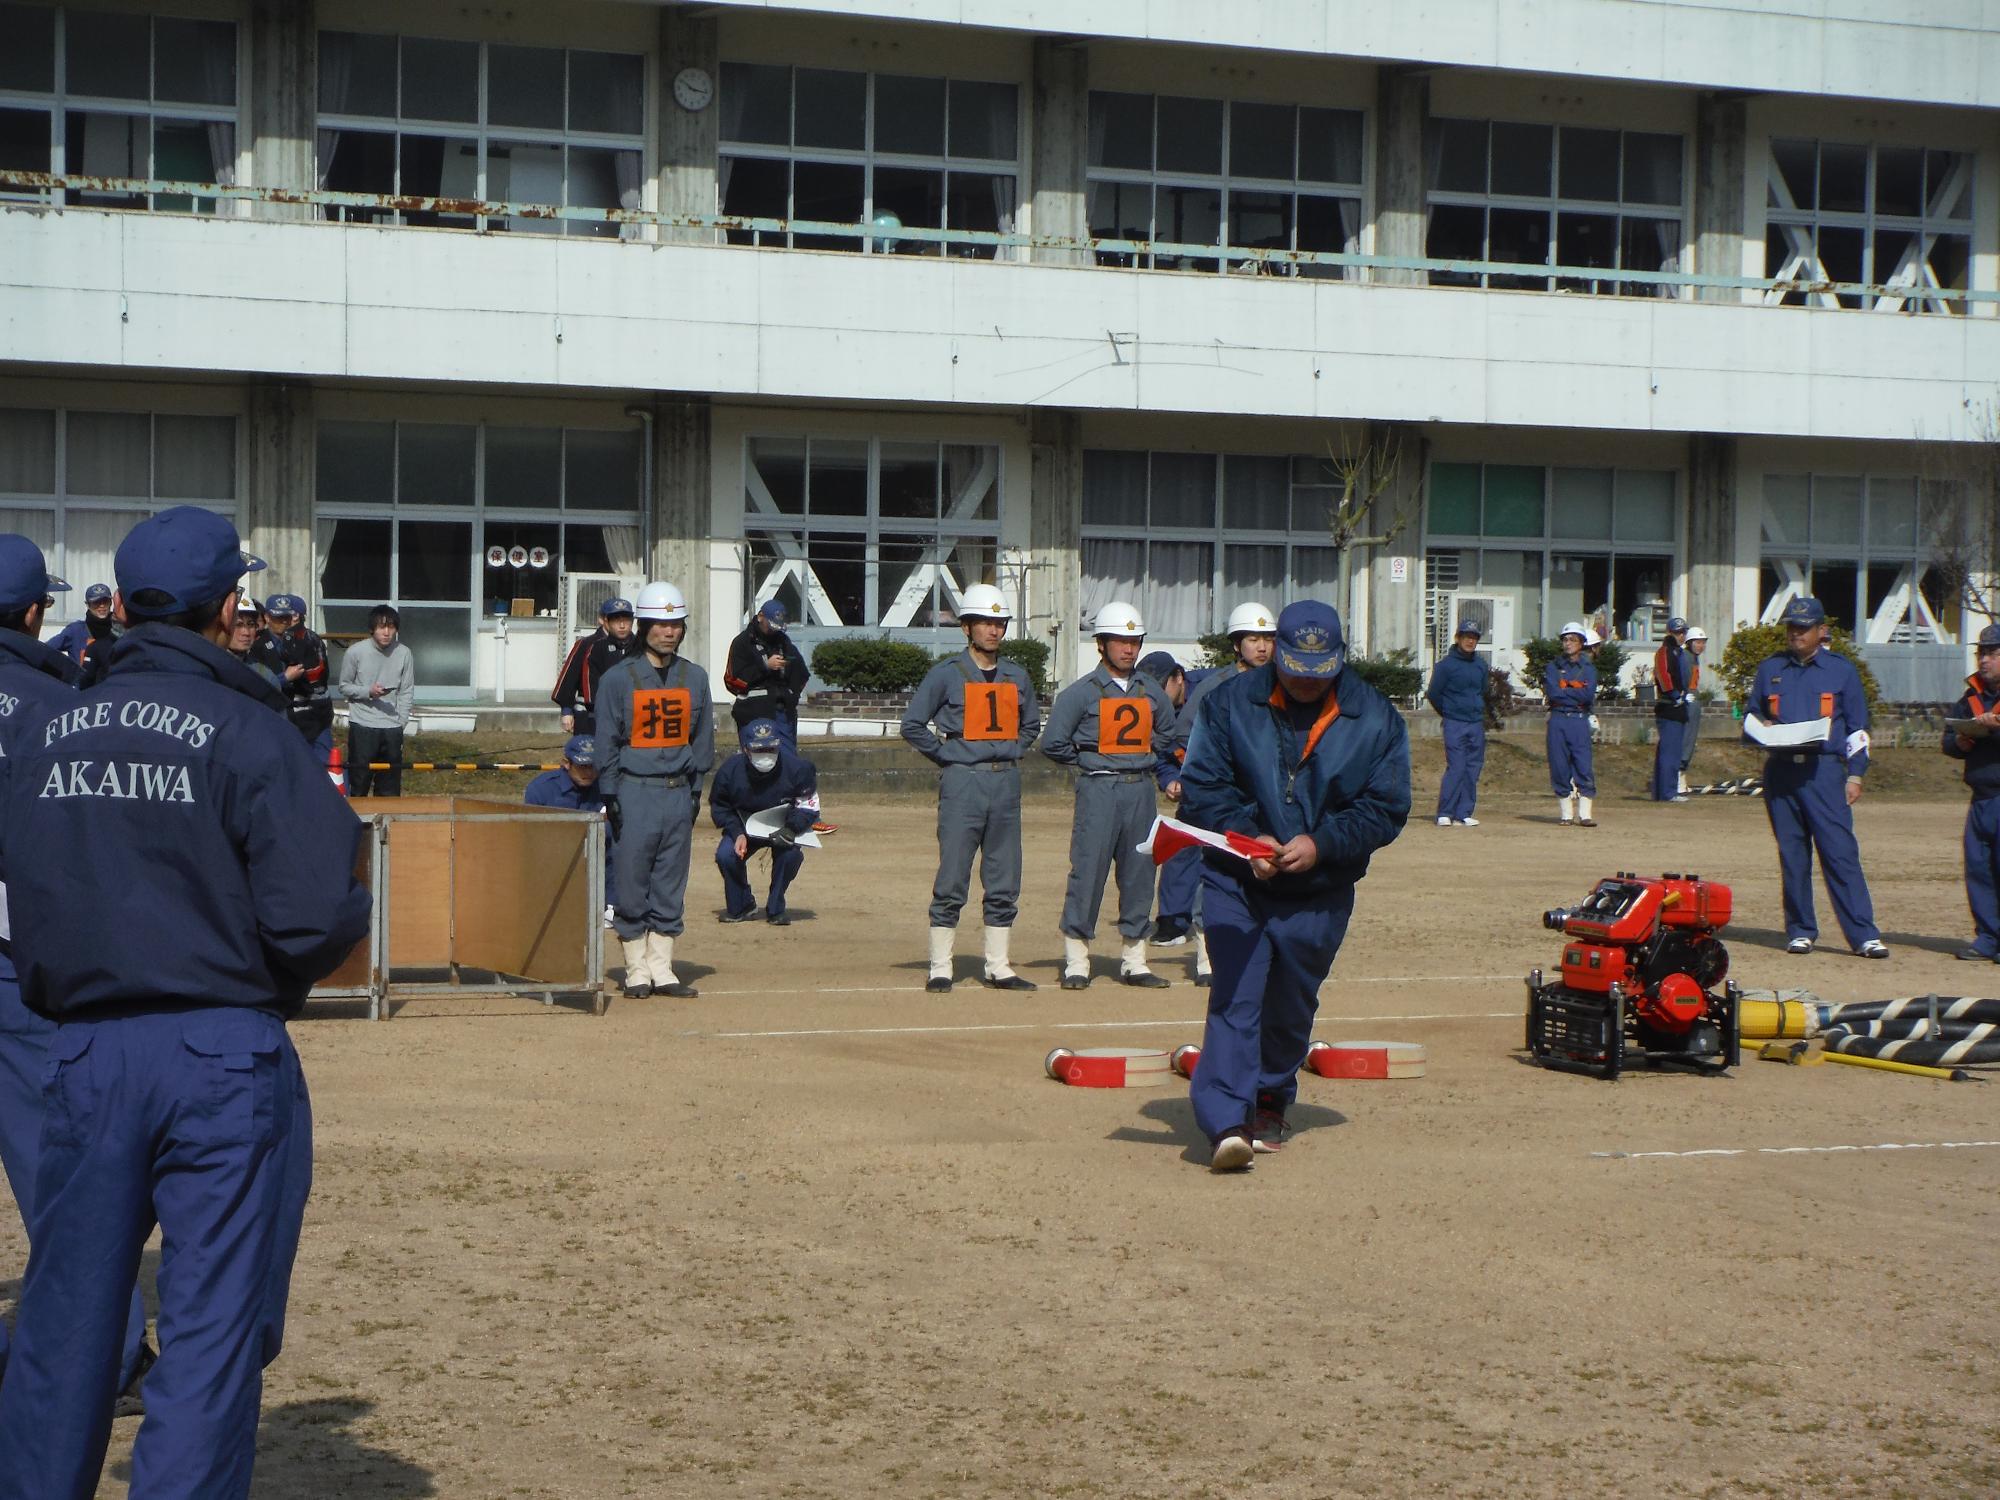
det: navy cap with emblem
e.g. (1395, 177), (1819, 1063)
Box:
(1779, 596), (1827, 628)
(1978, 622), (2000, 650)
(1454, 617), (1484, 639)
(739, 718), (783, 752)
(83, 582), (113, 605)
(599, 596), (633, 618)
(1665, 615), (1689, 635)
(1136, 650), (1181, 685)
(563, 734), (596, 766)
(1273, 600), (1346, 679)
(115, 506), (265, 618)
(758, 599), (788, 626)
(0, 534), (70, 612)
(264, 592), (306, 618)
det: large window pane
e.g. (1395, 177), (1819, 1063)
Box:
(319, 130), (395, 220)
(1428, 462), (1480, 535)
(320, 517), (392, 599)
(1082, 451), (1147, 527)
(0, 106), (51, 181)
(318, 421), (395, 506)
(1819, 142), (1867, 214)
(1291, 545), (1341, 599)
(153, 18), (235, 107)
(1866, 476), (1916, 550)
(1812, 475), (1863, 547)
(947, 80), (1017, 162)
(1874, 145), (1923, 219)
(1487, 207), (1551, 287)
(565, 147), (625, 236)
(400, 134), (477, 229)
(1489, 121), (1552, 197)
(808, 439), (867, 518)
(942, 444), (998, 522)
(1088, 92), (1152, 171)
(66, 412), (150, 496)
(802, 531), (865, 624)
(0, 409), (57, 494)
(153, 416), (233, 500)
(394, 606), (472, 688)
(1155, 96), (1223, 175)
(1771, 138), (1815, 210)
(721, 155), (787, 244)
(1228, 190), (1291, 254)
(565, 429), (640, 511)
(65, 111), (145, 209)
(1622, 132), (1682, 206)
(1154, 185), (1220, 267)
(1223, 543), (1285, 595)
(401, 37), (478, 123)
(1088, 179), (1149, 266)
(878, 442), (938, 520)
(563, 522), (612, 576)
(0, 507), (56, 560)
(1614, 470), (1675, 544)
(873, 165), (944, 249)
(1479, 547), (1543, 640)
(152, 120), (220, 205)
(1551, 468), (1612, 540)
(1229, 102), (1294, 181)
(1223, 455), (1288, 530)
(568, 51), (643, 136)
(721, 63), (790, 146)
(792, 160), (863, 248)
(1425, 203), (1484, 286)
(875, 74), (945, 157)
(481, 518), (561, 613)
(1762, 475), (1810, 547)
(1149, 453), (1216, 528)
(396, 520), (472, 600)
(1082, 537), (1143, 621)
(1299, 108), (1362, 186)
(68, 10), (149, 101)
(1431, 118), (1487, 193)
(0, 4), (55, 93)
(64, 508), (148, 599)
(398, 424), (475, 507)
(489, 46), (564, 130)
(748, 437), (805, 515)
(795, 68), (865, 150)
(1558, 127), (1619, 202)
(484, 427), (562, 508)
(1482, 465), (1544, 537)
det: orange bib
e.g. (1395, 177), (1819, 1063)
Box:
(962, 681), (1019, 742)
(630, 688), (692, 749)
(1097, 696), (1153, 756)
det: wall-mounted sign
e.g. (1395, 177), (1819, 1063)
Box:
(528, 546), (551, 568)
(1389, 556), (1409, 584)
(486, 545), (506, 567)
(507, 546), (529, 568)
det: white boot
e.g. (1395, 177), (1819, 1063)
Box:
(927, 927), (954, 992)
(1577, 795), (1595, 826)
(649, 932), (695, 997)
(1120, 938), (1169, 988)
(620, 937), (652, 997)
(1677, 771), (1689, 795)
(1558, 795), (1576, 825)
(1061, 936), (1090, 990)
(982, 926), (1036, 990)
(1193, 928), (1212, 987)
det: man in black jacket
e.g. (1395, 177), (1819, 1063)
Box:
(552, 596), (638, 736)
(726, 600), (808, 747)
(248, 593), (334, 755)
(1945, 622), (2000, 963)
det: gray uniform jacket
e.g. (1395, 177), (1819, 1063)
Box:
(597, 652), (716, 797)
(1042, 666), (1177, 776)
(1174, 666), (1243, 751)
(901, 653), (1042, 765)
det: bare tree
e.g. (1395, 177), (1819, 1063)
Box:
(1919, 405), (2000, 627)
(1320, 426), (1423, 644)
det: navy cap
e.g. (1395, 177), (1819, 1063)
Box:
(264, 592), (305, 618)
(1665, 615), (1689, 635)
(83, 582), (113, 605)
(1454, 617), (1485, 638)
(0, 535), (69, 612)
(1779, 596), (1827, 629)
(739, 718), (783, 753)
(599, 596), (633, 618)
(1977, 623), (2000, 650)
(563, 734), (596, 766)
(115, 506), (265, 618)
(1273, 600), (1346, 679)
(1136, 650), (1182, 685)
(758, 599), (789, 626)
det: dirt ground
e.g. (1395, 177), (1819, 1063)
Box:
(7, 752), (2000, 1499)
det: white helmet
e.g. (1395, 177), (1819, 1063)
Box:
(633, 581), (688, 623)
(1559, 620), (1588, 640)
(1092, 601), (1146, 638)
(957, 583), (1012, 622)
(1582, 625), (1603, 647)
(1685, 625), (1709, 642)
(1225, 602), (1277, 637)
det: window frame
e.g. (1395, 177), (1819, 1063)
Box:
(1755, 470), (1958, 645)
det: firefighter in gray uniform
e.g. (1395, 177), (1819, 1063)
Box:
(597, 581), (713, 999)
(1044, 601), (1178, 989)
(900, 583), (1042, 993)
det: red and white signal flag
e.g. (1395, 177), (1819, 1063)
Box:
(1137, 815), (1279, 867)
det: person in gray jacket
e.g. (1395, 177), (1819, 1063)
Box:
(1043, 601), (1178, 990)
(338, 604), (415, 796)
(597, 582), (712, 1000)
(900, 583), (1042, 993)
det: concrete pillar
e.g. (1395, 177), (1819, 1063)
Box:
(1693, 94), (1748, 304)
(1361, 421), (1428, 657)
(1686, 435), (1739, 635)
(658, 5), (720, 245)
(1030, 40), (1089, 267)
(655, 397), (712, 643)
(249, 0), (316, 221)
(1029, 410), (1083, 687)
(1371, 69), (1429, 286)
(244, 380), (315, 610)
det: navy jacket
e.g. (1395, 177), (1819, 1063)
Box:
(1544, 655), (1596, 713)
(1745, 648), (1871, 777)
(524, 766), (604, 814)
(1425, 648), (1487, 723)
(1180, 664), (1411, 897)
(1653, 638), (1693, 711)
(0, 625), (370, 1020)
(710, 746), (819, 841)
(0, 631), (81, 989)
(1944, 675), (2000, 802)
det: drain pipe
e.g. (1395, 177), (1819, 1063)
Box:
(625, 404), (656, 577)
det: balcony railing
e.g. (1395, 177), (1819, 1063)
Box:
(2, 170), (1993, 312)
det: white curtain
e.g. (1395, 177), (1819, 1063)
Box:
(1081, 537), (1141, 624)
(65, 412), (151, 497)
(63, 508), (150, 603)
(989, 173), (1018, 259)
(1143, 540), (1214, 636)
(614, 149), (643, 240)
(603, 525), (643, 578)
(202, 28), (236, 195)
(316, 33), (352, 193)
(1338, 196), (1361, 277)
(0, 410), (54, 493)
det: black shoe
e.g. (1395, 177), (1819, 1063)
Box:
(1061, 973), (1090, 990)
(1150, 919), (1189, 946)
(622, 980), (654, 998)
(1121, 971), (1171, 988)
(1194, 971), (1211, 989)
(1956, 946), (1997, 961)
(718, 909), (757, 924)
(113, 1343), (158, 1420)
(766, 911), (790, 926)
(983, 973), (1037, 991)
(926, 976), (953, 993)
(660, 981), (699, 998)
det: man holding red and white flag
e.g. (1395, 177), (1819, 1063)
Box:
(1171, 600), (1411, 1172)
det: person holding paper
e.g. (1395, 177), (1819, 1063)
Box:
(1745, 596), (1888, 958)
(1943, 622), (2000, 962)
(1178, 601), (1411, 1173)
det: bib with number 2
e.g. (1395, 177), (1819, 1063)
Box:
(962, 681), (1019, 742)
(630, 688), (693, 749)
(1097, 696), (1152, 756)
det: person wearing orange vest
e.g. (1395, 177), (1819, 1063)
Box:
(1651, 616), (1693, 802)
(1944, 622), (2000, 962)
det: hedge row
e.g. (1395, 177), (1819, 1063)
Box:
(809, 635), (1052, 698)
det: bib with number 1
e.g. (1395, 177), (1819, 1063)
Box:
(962, 681), (1019, 742)
(1097, 696), (1153, 756)
(631, 687), (693, 748)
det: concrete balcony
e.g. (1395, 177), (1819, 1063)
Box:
(2, 202), (1993, 443)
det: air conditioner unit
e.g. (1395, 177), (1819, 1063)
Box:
(1447, 591), (1516, 656)
(559, 573), (645, 647)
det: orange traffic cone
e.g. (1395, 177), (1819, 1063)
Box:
(327, 744), (348, 797)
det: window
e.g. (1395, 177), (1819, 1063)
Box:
(1765, 139), (1972, 313)
(719, 65), (1019, 257)
(1427, 462), (1678, 651)
(0, 5), (237, 211)
(1080, 451), (1348, 637)
(0, 406), (237, 625)
(1425, 119), (1684, 295)
(1086, 94), (1363, 275)
(1758, 473), (1959, 645)
(315, 420), (645, 693)
(742, 437), (1002, 631)
(316, 32), (644, 235)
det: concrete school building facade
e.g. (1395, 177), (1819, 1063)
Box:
(2, 0), (1997, 704)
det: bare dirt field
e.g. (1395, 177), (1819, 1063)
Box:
(8, 748), (1999, 1499)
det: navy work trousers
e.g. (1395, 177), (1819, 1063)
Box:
(1652, 714), (1685, 800)
(1762, 755), (1880, 948)
(1155, 845), (1201, 925)
(1965, 796), (2000, 957)
(1188, 871), (1355, 1143)
(1435, 719), (1485, 822)
(716, 835), (805, 919)
(1546, 714), (1595, 797)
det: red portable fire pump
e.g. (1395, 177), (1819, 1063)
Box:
(1524, 872), (1741, 1080)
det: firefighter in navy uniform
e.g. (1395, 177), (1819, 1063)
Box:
(724, 600), (809, 748)
(710, 717), (820, 925)
(1745, 595), (1889, 958)
(552, 596), (638, 736)
(1944, 622), (2000, 963)
(524, 734), (614, 905)
(1545, 622), (1599, 826)
(0, 507), (369, 1500)
(1651, 615), (1694, 802)
(248, 593), (334, 755)
(48, 581), (116, 668)
(0, 537), (153, 1419)
(900, 584), (1042, 992)
(597, 582), (713, 999)
(1042, 602), (1178, 990)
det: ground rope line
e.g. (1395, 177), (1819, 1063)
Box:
(1593, 1140), (2000, 1161)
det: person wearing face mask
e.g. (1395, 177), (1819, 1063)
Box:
(709, 718), (820, 926)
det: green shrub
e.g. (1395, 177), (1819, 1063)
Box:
(996, 639), (1051, 699)
(1195, 631), (1234, 670)
(810, 636), (935, 693)
(1717, 621), (1882, 715)
(1517, 636), (1628, 703)
(1347, 648), (1422, 700)
(1593, 640), (1628, 701)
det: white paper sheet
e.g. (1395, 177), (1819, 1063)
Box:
(1744, 715), (1832, 749)
(745, 806), (822, 848)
